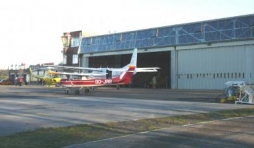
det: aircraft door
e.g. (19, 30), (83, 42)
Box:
(106, 70), (112, 79)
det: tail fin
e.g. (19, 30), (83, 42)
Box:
(129, 48), (137, 67)
(129, 48), (160, 73)
(111, 48), (137, 84)
(119, 65), (136, 84)
(120, 48), (137, 82)
(107, 48), (137, 72)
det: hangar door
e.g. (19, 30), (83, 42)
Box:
(177, 44), (254, 89)
(89, 51), (171, 88)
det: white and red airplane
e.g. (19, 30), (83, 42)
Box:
(49, 48), (159, 95)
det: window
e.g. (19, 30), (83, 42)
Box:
(63, 55), (67, 64)
(73, 54), (78, 64)
(71, 37), (80, 47)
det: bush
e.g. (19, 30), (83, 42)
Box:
(0, 70), (8, 80)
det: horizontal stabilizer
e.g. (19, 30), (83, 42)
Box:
(135, 67), (160, 72)
(107, 67), (159, 72)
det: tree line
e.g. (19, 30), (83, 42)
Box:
(0, 70), (8, 79)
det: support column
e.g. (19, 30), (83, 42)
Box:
(171, 46), (178, 89)
(81, 55), (89, 67)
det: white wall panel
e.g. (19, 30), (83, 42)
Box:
(175, 42), (254, 89)
(246, 45), (254, 82)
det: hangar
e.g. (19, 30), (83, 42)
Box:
(77, 14), (254, 89)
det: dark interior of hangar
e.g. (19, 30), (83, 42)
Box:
(89, 51), (171, 88)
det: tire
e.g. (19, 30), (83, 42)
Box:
(85, 89), (90, 94)
(75, 90), (80, 95)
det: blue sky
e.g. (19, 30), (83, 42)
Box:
(0, 0), (254, 69)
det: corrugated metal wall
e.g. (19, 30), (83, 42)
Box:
(175, 42), (254, 89)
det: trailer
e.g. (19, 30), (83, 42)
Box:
(216, 81), (254, 104)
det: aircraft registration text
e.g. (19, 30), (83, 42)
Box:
(95, 79), (112, 84)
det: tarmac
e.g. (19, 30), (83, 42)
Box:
(67, 116), (254, 148)
(0, 85), (254, 147)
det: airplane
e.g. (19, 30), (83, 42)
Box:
(29, 67), (62, 87)
(48, 49), (159, 78)
(49, 48), (159, 95)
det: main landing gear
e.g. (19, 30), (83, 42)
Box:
(85, 89), (90, 94)
(74, 90), (80, 95)
(64, 88), (90, 95)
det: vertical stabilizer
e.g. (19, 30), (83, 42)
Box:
(118, 48), (137, 84)
(119, 65), (136, 84)
(129, 48), (137, 67)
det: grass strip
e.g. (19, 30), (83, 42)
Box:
(0, 107), (254, 148)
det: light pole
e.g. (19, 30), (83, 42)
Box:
(61, 34), (71, 47)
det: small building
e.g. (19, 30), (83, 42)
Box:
(8, 69), (28, 85)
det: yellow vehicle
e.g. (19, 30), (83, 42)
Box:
(29, 68), (61, 87)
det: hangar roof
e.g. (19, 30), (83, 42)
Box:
(80, 14), (254, 54)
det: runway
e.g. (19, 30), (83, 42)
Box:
(0, 85), (251, 136)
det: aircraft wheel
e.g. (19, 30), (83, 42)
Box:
(85, 89), (90, 94)
(75, 90), (80, 95)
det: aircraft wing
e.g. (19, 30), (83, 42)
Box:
(33, 66), (58, 71)
(46, 65), (103, 72)
(106, 68), (125, 72)
(49, 71), (107, 76)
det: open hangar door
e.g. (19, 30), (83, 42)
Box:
(88, 51), (171, 88)
(89, 55), (118, 68)
(134, 51), (171, 88)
